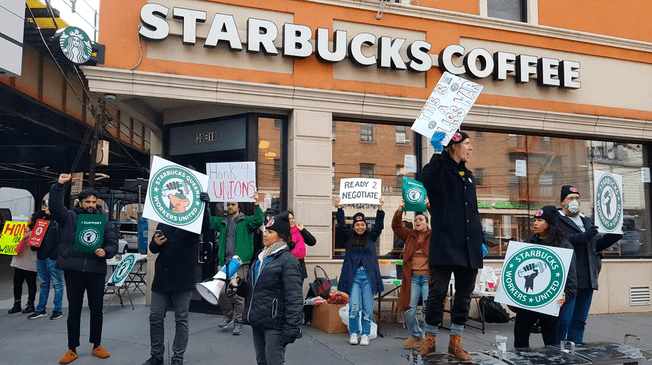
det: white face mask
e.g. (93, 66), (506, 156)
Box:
(567, 200), (580, 214)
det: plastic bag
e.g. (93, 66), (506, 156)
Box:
(480, 267), (498, 290)
(338, 303), (378, 339)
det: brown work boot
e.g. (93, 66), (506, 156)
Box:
(448, 335), (472, 363)
(403, 336), (423, 349)
(420, 334), (436, 357)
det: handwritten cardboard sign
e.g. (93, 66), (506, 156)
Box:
(411, 71), (483, 145)
(206, 162), (256, 202)
(339, 178), (382, 205)
(28, 219), (51, 247)
(143, 156), (209, 234)
(495, 241), (573, 317)
(0, 221), (28, 256)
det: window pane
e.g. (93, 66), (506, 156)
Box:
(361, 123), (374, 142)
(257, 117), (283, 215)
(488, 0), (526, 22)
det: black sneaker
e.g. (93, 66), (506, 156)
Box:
(50, 311), (63, 320)
(142, 356), (163, 365)
(28, 310), (47, 320)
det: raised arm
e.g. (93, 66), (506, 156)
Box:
(392, 201), (410, 241)
(49, 174), (72, 225)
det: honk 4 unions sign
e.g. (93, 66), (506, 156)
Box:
(139, 4), (581, 89)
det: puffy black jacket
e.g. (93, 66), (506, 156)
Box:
(240, 245), (303, 344)
(49, 183), (118, 275)
(524, 235), (578, 301)
(30, 210), (59, 261)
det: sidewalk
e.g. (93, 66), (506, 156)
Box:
(1, 291), (651, 365)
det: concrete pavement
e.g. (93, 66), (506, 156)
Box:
(1, 287), (651, 365)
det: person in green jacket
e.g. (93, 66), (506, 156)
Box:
(208, 191), (264, 335)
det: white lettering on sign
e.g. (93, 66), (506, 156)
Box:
(138, 5), (581, 88)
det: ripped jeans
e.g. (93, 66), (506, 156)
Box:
(349, 267), (374, 336)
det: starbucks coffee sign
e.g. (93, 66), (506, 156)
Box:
(138, 4), (581, 89)
(142, 156), (209, 234)
(594, 170), (623, 234)
(56, 26), (93, 64)
(495, 241), (574, 316)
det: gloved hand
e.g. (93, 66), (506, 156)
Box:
(586, 225), (598, 240)
(430, 132), (446, 152)
(199, 192), (210, 204)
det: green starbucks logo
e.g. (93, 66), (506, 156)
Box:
(113, 255), (135, 284)
(80, 227), (101, 247)
(501, 246), (565, 308)
(149, 166), (203, 226)
(596, 174), (622, 232)
(406, 186), (425, 204)
(59, 26), (92, 64)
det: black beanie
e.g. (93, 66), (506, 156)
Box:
(560, 185), (580, 202)
(266, 212), (291, 240)
(534, 205), (559, 225)
(446, 130), (469, 147)
(352, 212), (366, 225)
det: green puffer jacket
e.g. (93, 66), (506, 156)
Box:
(209, 206), (264, 265)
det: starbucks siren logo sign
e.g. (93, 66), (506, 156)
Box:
(80, 227), (101, 247)
(501, 245), (565, 309)
(111, 255), (136, 286)
(406, 186), (425, 205)
(59, 26), (92, 64)
(595, 173), (623, 232)
(149, 165), (203, 227)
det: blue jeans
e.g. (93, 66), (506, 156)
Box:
(252, 327), (286, 365)
(557, 288), (594, 344)
(404, 275), (436, 338)
(349, 267), (374, 336)
(150, 290), (192, 363)
(36, 258), (64, 312)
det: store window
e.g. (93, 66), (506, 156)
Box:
(487, 0), (527, 22)
(257, 117), (286, 217)
(469, 131), (651, 258)
(332, 120), (417, 258)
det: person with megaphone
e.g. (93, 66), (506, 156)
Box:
(235, 212), (303, 365)
(142, 193), (211, 365)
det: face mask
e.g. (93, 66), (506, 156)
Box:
(567, 200), (580, 214)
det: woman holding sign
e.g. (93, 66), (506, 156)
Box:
(336, 198), (384, 346)
(513, 206), (577, 348)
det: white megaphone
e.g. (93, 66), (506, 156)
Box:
(195, 255), (243, 305)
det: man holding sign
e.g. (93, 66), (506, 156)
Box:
(419, 130), (482, 362)
(51, 174), (118, 364)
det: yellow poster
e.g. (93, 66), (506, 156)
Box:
(0, 221), (28, 256)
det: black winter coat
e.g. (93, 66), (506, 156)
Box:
(524, 235), (578, 302)
(557, 212), (622, 290)
(30, 210), (59, 261)
(421, 151), (483, 269)
(149, 223), (200, 292)
(50, 183), (118, 275)
(239, 245), (303, 344)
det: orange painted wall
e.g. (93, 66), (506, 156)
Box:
(98, 0), (652, 121)
(538, 0), (652, 43)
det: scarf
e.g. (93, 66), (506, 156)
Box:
(255, 240), (288, 282)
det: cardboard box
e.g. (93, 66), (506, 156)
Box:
(311, 302), (348, 334)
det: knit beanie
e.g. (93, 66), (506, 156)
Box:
(446, 130), (469, 147)
(352, 212), (366, 226)
(560, 185), (580, 202)
(266, 212), (291, 240)
(534, 205), (559, 225)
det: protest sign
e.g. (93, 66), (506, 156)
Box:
(339, 178), (381, 205)
(206, 161), (256, 202)
(0, 221), (27, 256)
(28, 219), (51, 247)
(402, 177), (427, 212)
(73, 214), (106, 253)
(404, 155), (417, 173)
(495, 241), (573, 317)
(594, 170), (623, 234)
(411, 71), (483, 145)
(108, 254), (137, 287)
(143, 156), (209, 234)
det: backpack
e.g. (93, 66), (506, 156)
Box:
(480, 296), (510, 323)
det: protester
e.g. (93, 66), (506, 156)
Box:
(237, 212), (303, 365)
(51, 173), (118, 364)
(419, 131), (483, 362)
(208, 192), (264, 336)
(287, 211), (317, 325)
(142, 192), (211, 365)
(28, 194), (64, 320)
(513, 206), (577, 348)
(392, 200), (434, 350)
(336, 197), (385, 346)
(8, 219), (38, 315)
(556, 185), (622, 344)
